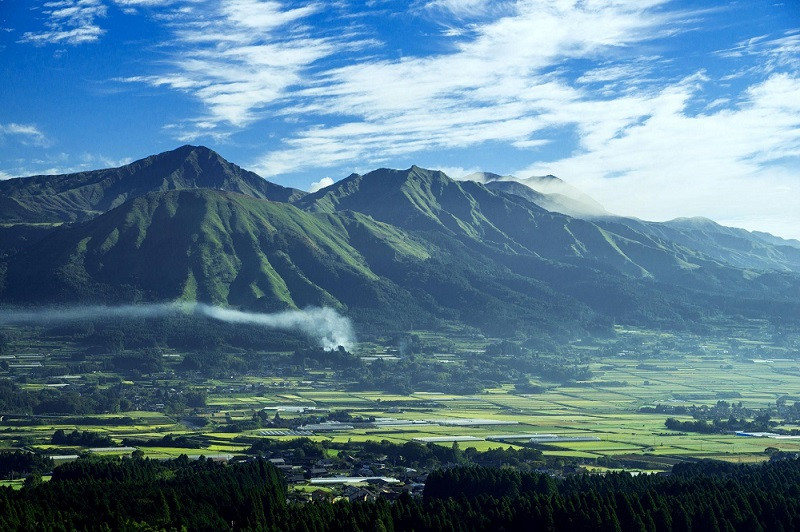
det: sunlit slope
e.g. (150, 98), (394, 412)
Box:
(2, 190), (389, 310)
(0, 145), (306, 224)
(0, 189), (602, 334)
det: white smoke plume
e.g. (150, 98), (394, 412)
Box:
(192, 304), (354, 351)
(0, 303), (355, 351)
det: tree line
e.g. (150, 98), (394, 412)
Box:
(3, 454), (800, 529)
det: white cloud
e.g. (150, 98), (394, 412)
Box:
(416, 0), (499, 18)
(0, 123), (49, 147)
(120, 0), (344, 131)
(255, 0), (680, 174)
(432, 165), (482, 180)
(516, 72), (800, 238)
(576, 60), (658, 85)
(113, 0), (181, 5)
(717, 31), (800, 71)
(19, 0), (107, 45)
(308, 176), (334, 192)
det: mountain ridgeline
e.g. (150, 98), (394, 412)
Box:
(0, 145), (305, 224)
(1, 145), (799, 338)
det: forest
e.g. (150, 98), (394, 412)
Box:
(2, 454), (800, 530)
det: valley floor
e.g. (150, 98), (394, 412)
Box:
(2, 322), (800, 491)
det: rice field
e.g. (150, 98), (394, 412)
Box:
(3, 326), (800, 467)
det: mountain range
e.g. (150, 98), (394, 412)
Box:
(1, 145), (798, 338)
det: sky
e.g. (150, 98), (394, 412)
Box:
(1, 1), (799, 239)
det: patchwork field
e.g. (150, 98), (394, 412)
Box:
(2, 325), (800, 470)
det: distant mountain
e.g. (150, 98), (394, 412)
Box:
(464, 171), (608, 218)
(603, 216), (800, 273)
(292, 165), (800, 328)
(297, 166), (727, 279)
(1, 151), (799, 337)
(463, 171), (800, 274)
(0, 145), (306, 224)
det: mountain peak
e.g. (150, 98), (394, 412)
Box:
(0, 145), (306, 224)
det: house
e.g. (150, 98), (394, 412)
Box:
(311, 490), (330, 502)
(344, 487), (376, 503)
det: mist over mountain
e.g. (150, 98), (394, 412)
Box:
(463, 171), (608, 218)
(1, 146), (798, 338)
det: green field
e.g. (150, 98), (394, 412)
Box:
(2, 324), (800, 470)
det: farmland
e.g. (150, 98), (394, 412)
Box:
(2, 317), (800, 481)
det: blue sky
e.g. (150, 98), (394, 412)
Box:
(1, 0), (799, 238)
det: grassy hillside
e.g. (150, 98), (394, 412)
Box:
(0, 189), (606, 335)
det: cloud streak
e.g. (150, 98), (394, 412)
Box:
(0, 123), (49, 147)
(519, 72), (800, 235)
(0, 303), (355, 350)
(254, 0), (682, 174)
(19, 0), (108, 45)
(119, 0), (348, 133)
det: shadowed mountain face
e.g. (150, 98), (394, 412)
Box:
(1, 148), (799, 337)
(0, 145), (306, 224)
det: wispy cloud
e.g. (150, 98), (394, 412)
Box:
(518, 72), (800, 234)
(19, 0), (107, 45)
(254, 0), (681, 174)
(432, 165), (482, 180)
(414, 0), (505, 18)
(0, 123), (49, 147)
(120, 0), (346, 132)
(717, 31), (800, 71)
(0, 150), (132, 179)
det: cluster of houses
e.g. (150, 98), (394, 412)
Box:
(259, 452), (427, 503)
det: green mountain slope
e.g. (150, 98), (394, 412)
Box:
(0, 145), (305, 224)
(0, 189), (605, 335)
(296, 166), (733, 280)
(293, 165), (800, 329)
(2, 151), (799, 337)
